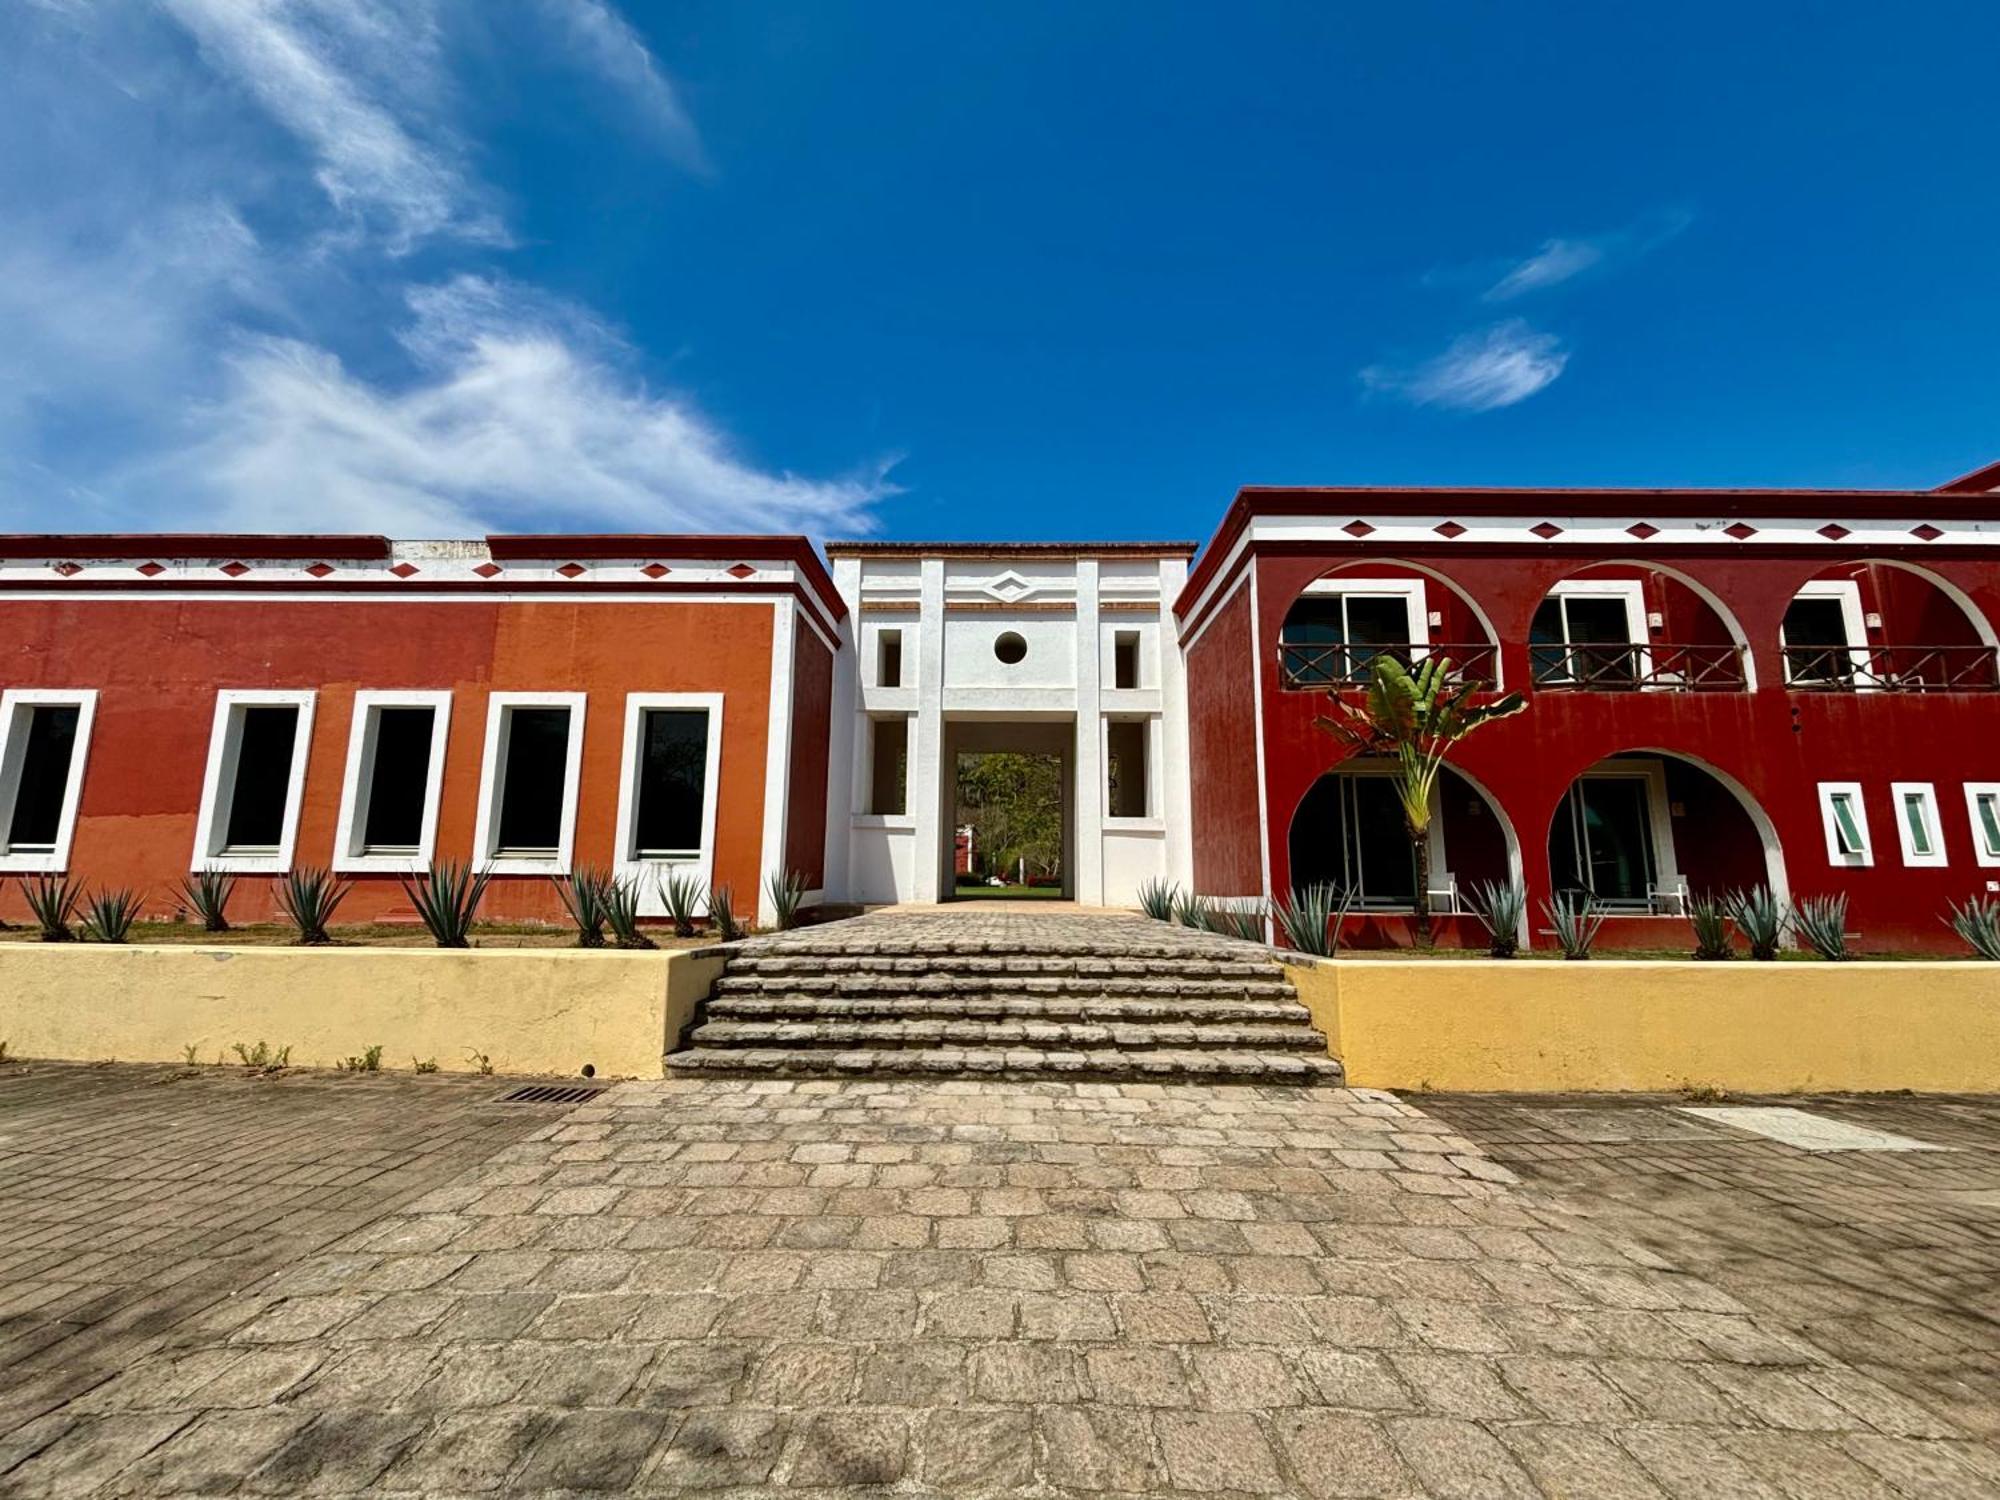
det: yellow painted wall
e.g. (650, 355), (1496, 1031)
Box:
(0, 945), (728, 1079)
(1286, 959), (2000, 1093)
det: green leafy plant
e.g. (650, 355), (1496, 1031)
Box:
(1792, 892), (1852, 961)
(413, 1056), (439, 1074)
(1272, 881), (1352, 957)
(1136, 878), (1178, 922)
(465, 1048), (495, 1075)
(80, 886), (142, 943)
(603, 873), (655, 948)
(338, 1045), (384, 1072)
(1171, 889), (1212, 930)
(231, 1040), (291, 1071)
(708, 883), (743, 942)
(1688, 894), (1734, 961)
(553, 865), (611, 948)
(19, 874), (83, 942)
(1542, 892), (1605, 960)
(1466, 878), (1526, 959)
(1317, 656), (1527, 946)
(276, 867), (350, 946)
(1947, 895), (2000, 960)
(1726, 885), (1785, 961)
(765, 869), (808, 931)
(400, 860), (491, 948)
(175, 867), (237, 933)
(181, 1043), (200, 1065)
(658, 869), (704, 939)
(1220, 901), (1268, 944)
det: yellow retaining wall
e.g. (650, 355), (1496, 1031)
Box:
(0, 944), (728, 1079)
(1285, 960), (2000, 1093)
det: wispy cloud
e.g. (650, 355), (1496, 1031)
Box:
(1480, 209), (1692, 302)
(1361, 320), (1568, 412)
(532, 0), (706, 170)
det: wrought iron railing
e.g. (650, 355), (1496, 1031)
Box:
(1278, 642), (1499, 689)
(1530, 642), (1748, 693)
(1782, 644), (2000, 693)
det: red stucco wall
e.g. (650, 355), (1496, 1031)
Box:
(785, 614), (834, 890)
(1184, 580), (1265, 897)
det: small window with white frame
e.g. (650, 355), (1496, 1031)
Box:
(1889, 782), (1946, 868)
(1966, 782), (2000, 869)
(193, 691), (316, 872)
(613, 694), (723, 889)
(0, 689), (97, 873)
(1817, 781), (1872, 867)
(472, 693), (586, 874)
(332, 692), (452, 873)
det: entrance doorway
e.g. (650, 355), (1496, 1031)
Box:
(941, 719), (1074, 901)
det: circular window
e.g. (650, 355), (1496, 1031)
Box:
(993, 631), (1028, 665)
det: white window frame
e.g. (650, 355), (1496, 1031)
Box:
(331, 692), (453, 874)
(1555, 758), (1680, 908)
(1782, 580), (1870, 687)
(1296, 577), (1433, 650)
(1888, 782), (1946, 868)
(613, 693), (724, 910)
(0, 689), (98, 874)
(192, 690), (317, 874)
(1817, 781), (1873, 867)
(1965, 782), (2000, 869)
(1537, 579), (1652, 683)
(472, 692), (587, 876)
(1321, 759), (1452, 911)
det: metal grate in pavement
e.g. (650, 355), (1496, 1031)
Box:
(495, 1084), (605, 1105)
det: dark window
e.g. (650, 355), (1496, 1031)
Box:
(878, 631), (903, 688)
(1550, 778), (1657, 905)
(1532, 595), (1637, 684)
(1113, 632), (1140, 690)
(1106, 719), (1148, 817)
(360, 707), (435, 852)
(5, 705), (80, 851)
(1280, 595), (1411, 683)
(1288, 774), (1416, 906)
(495, 707), (571, 854)
(869, 716), (908, 816)
(223, 706), (300, 851)
(633, 709), (709, 856)
(1782, 596), (1853, 684)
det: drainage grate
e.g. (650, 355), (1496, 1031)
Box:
(496, 1084), (605, 1106)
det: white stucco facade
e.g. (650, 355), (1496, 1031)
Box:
(820, 543), (1196, 906)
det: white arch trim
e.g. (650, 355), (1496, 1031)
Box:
(1600, 747), (1793, 925)
(1806, 557), (1999, 649)
(1541, 559), (1760, 692)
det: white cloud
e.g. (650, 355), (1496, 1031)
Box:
(1482, 238), (1604, 301)
(532, 0), (706, 169)
(1361, 320), (1568, 412)
(146, 277), (894, 536)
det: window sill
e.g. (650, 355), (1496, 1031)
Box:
(197, 852), (293, 875)
(332, 852), (432, 875)
(853, 814), (917, 831)
(1104, 817), (1166, 834)
(0, 851), (67, 874)
(484, 855), (571, 877)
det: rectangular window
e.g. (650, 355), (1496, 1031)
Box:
(1817, 782), (1871, 866)
(1280, 592), (1417, 684)
(1965, 783), (2000, 868)
(868, 715), (908, 816)
(0, 690), (96, 872)
(473, 694), (586, 873)
(1781, 596), (1855, 685)
(333, 692), (451, 872)
(877, 630), (902, 689)
(1550, 776), (1659, 905)
(612, 694), (723, 891)
(1890, 782), (1944, 867)
(1106, 719), (1150, 818)
(1113, 631), (1141, 691)
(1530, 591), (1643, 686)
(194, 691), (316, 872)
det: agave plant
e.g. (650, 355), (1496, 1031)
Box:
(659, 869), (704, 939)
(1171, 889), (1213, 931)
(1220, 901), (1268, 944)
(1688, 894), (1734, 961)
(709, 882), (743, 942)
(1136, 877), (1177, 922)
(1792, 892), (1852, 961)
(1541, 891), (1604, 960)
(1466, 878), (1526, 959)
(276, 867), (350, 946)
(19, 874), (83, 942)
(1726, 884), (1785, 961)
(765, 869), (808, 931)
(80, 886), (142, 943)
(399, 860), (490, 948)
(553, 866), (610, 948)
(1947, 895), (2000, 960)
(605, 873), (655, 948)
(175, 867), (236, 933)
(1272, 881), (1351, 958)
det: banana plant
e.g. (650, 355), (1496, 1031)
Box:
(1316, 655), (1527, 946)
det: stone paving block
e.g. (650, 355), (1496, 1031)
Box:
(104, 1409), (312, 1497)
(241, 1409), (431, 1494)
(512, 1408), (667, 1492)
(785, 1410), (910, 1487)
(1386, 1415), (1542, 1500)
(1038, 1405), (1163, 1492)
(1274, 1409), (1417, 1499)
(918, 1407), (1035, 1493)
(1500, 1423), (1672, 1499)
(1157, 1410), (1288, 1493)
(638, 1408), (782, 1490)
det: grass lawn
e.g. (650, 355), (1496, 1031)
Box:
(0, 921), (720, 950)
(953, 884), (1066, 900)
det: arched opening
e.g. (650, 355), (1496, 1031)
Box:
(1288, 763), (1515, 913)
(1546, 750), (1786, 914)
(1781, 560), (1999, 691)
(1529, 562), (1751, 692)
(1278, 560), (1502, 690)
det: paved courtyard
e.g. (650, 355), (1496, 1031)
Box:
(0, 1063), (1994, 1496)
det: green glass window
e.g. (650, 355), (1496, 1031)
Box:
(1901, 792), (1933, 857)
(1829, 793), (1867, 857)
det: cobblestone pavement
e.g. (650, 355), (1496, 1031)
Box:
(3, 1069), (1995, 1497)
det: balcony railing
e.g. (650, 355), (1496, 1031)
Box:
(1782, 644), (2000, 693)
(1530, 642), (1748, 693)
(1278, 642), (1498, 690)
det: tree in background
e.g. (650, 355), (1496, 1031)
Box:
(956, 752), (1064, 882)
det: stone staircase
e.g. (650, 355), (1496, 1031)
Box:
(665, 910), (1343, 1084)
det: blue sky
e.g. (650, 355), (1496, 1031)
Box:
(4, 2), (1997, 544)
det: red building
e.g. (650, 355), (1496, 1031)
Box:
(1177, 468), (2000, 953)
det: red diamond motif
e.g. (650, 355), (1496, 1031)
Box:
(1817, 524), (1850, 541)
(136, 562), (165, 577)
(305, 562), (335, 578)
(1341, 520), (1375, 538)
(390, 562), (420, 578)
(53, 561), (83, 576)
(641, 563), (671, 579)
(1725, 522), (1758, 540)
(1626, 522), (1660, 540)
(1529, 522), (1563, 540)
(473, 562), (502, 578)
(556, 562), (588, 579)
(1911, 523), (1943, 541)
(220, 561), (251, 577)
(1433, 521), (1467, 539)
(727, 563), (757, 579)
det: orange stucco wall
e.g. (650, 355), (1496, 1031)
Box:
(0, 598), (777, 925)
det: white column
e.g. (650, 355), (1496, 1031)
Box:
(1158, 555), (1195, 891)
(821, 556), (862, 904)
(758, 597), (798, 919)
(909, 557), (947, 902)
(1074, 558), (1104, 905)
